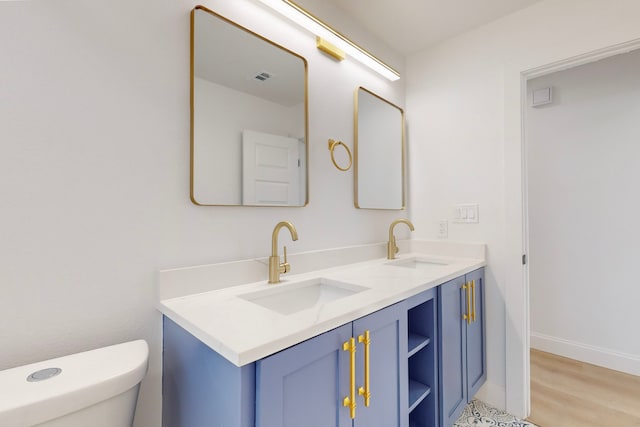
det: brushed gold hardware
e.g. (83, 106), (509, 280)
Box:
(471, 279), (476, 322)
(268, 221), (299, 283)
(387, 219), (415, 259)
(462, 283), (471, 324)
(282, 1), (400, 80)
(316, 37), (345, 61)
(343, 337), (357, 419)
(358, 330), (371, 407)
(328, 139), (352, 171)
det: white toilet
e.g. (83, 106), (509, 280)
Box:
(0, 340), (148, 427)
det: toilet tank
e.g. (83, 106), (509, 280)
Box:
(0, 340), (148, 427)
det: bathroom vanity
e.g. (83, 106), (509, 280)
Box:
(158, 241), (486, 427)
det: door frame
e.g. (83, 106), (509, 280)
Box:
(504, 37), (640, 418)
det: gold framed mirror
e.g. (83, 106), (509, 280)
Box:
(354, 87), (405, 210)
(191, 6), (309, 206)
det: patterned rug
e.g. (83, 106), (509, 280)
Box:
(454, 400), (537, 427)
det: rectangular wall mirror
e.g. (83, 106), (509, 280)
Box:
(354, 87), (405, 210)
(191, 6), (309, 206)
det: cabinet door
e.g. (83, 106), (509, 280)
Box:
(465, 268), (486, 398)
(256, 324), (352, 427)
(438, 276), (468, 427)
(353, 302), (408, 427)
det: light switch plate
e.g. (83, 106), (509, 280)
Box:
(453, 204), (479, 223)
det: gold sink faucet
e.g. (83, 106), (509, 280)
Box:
(387, 219), (415, 260)
(269, 221), (299, 284)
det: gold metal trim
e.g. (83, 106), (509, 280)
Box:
(328, 139), (352, 171)
(283, 0), (400, 79)
(343, 337), (357, 419)
(354, 87), (406, 210)
(463, 282), (471, 325)
(471, 279), (476, 322)
(358, 330), (371, 407)
(190, 9), (196, 205)
(316, 37), (345, 61)
(190, 6), (310, 207)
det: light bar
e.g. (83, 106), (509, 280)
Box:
(258, 0), (400, 81)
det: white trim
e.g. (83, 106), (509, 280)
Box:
(524, 38), (640, 80)
(503, 66), (529, 419)
(531, 333), (640, 377)
(506, 36), (640, 420)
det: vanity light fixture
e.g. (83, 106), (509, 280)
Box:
(257, 0), (400, 81)
(316, 37), (345, 61)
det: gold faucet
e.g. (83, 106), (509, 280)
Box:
(269, 221), (299, 283)
(387, 219), (414, 260)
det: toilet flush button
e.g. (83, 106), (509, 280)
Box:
(27, 367), (62, 382)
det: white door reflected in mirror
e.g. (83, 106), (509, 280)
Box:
(355, 87), (405, 210)
(242, 130), (304, 206)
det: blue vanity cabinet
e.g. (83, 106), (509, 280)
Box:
(162, 317), (256, 427)
(256, 302), (408, 427)
(162, 269), (486, 427)
(438, 268), (486, 427)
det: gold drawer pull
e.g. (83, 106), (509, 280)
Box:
(358, 330), (371, 407)
(343, 337), (357, 419)
(471, 279), (476, 322)
(462, 282), (471, 324)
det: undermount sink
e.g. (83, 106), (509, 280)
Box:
(386, 257), (451, 270)
(239, 278), (369, 315)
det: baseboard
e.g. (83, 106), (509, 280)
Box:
(531, 332), (640, 376)
(474, 381), (506, 412)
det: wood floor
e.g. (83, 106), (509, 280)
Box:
(528, 349), (640, 427)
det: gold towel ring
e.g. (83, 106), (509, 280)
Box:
(328, 139), (353, 172)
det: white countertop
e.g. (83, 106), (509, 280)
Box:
(158, 245), (485, 367)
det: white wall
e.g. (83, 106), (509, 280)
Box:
(527, 49), (640, 374)
(406, 0), (640, 413)
(0, 1), (405, 426)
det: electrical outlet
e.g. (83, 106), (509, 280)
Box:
(438, 220), (448, 238)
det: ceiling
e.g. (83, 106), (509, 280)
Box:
(319, 0), (543, 56)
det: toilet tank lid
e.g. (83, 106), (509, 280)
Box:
(0, 339), (148, 427)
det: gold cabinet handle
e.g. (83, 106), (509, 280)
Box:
(358, 330), (371, 407)
(471, 279), (476, 322)
(343, 337), (357, 419)
(462, 282), (471, 324)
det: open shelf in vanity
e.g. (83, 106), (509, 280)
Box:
(407, 287), (438, 427)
